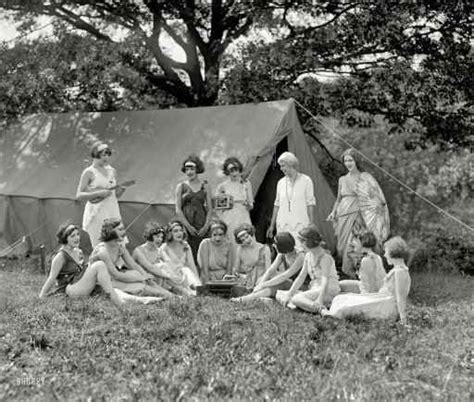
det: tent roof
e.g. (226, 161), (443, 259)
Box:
(0, 100), (305, 204)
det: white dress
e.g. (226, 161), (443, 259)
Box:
(215, 179), (252, 243)
(327, 266), (411, 320)
(274, 173), (316, 240)
(82, 165), (121, 247)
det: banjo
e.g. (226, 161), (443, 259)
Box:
(89, 180), (136, 204)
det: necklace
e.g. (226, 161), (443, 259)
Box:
(285, 173), (298, 211)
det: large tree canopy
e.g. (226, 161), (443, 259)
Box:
(0, 0), (472, 146)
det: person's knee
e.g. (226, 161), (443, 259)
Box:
(89, 261), (107, 275)
(290, 293), (304, 305)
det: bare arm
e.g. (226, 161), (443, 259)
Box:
(39, 253), (64, 298)
(197, 240), (209, 282)
(259, 253), (305, 290)
(122, 248), (153, 279)
(286, 263), (308, 301)
(132, 247), (155, 272)
(97, 249), (145, 282)
(175, 183), (197, 234)
(358, 257), (374, 294)
(226, 245), (235, 275)
(266, 205), (279, 238)
(245, 180), (254, 210)
(394, 269), (410, 325)
(257, 254), (283, 286)
(232, 247), (242, 276)
(198, 181), (214, 236)
(76, 169), (111, 202)
(316, 255), (333, 306)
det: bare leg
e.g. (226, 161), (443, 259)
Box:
(291, 289), (321, 313)
(142, 284), (175, 298)
(66, 261), (123, 308)
(339, 280), (361, 294)
(237, 288), (275, 302)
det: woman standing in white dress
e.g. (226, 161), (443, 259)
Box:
(76, 142), (125, 247)
(215, 157), (253, 244)
(266, 152), (316, 243)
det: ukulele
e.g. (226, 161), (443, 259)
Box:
(89, 180), (136, 204)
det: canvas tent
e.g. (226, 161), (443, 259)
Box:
(0, 99), (336, 253)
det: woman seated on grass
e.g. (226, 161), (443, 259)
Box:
(89, 218), (174, 299)
(234, 232), (304, 302)
(232, 223), (271, 289)
(339, 231), (386, 294)
(322, 236), (412, 325)
(132, 221), (190, 295)
(39, 223), (123, 308)
(197, 220), (234, 283)
(159, 220), (202, 295)
(278, 225), (340, 313)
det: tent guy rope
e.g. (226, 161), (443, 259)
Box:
(293, 99), (474, 233)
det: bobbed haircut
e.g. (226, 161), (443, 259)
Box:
(275, 232), (295, 254)
(358, 231), (377, 249)
(298, 224), (322, 248)
(143, 221), (165, 242)
(181, 154), (205, 174)
(166, 219), (187, 242)
(209, 219), (228, 235)
(90, 142), (111, 159)
(277, 152), (299, 169)
(222, 157), (244, 175)
(234, 223), (255, 244)
(100, 218), (122, 242)
(341, 148), (363, 171)
(56, 222), (80, 245)
(384, 236), (410, 261)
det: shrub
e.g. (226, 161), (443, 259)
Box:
(410, 227), (474, 275)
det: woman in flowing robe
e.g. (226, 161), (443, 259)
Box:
(327, 149), (389, 278)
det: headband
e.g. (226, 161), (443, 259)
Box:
(236, 229), (249, 239)
(184, 161), (197, 167)
(169, 221), (183, 230)
(210, 222), (225, 232)
(97, 144), (109, 153)
(64, 224), (77, 236)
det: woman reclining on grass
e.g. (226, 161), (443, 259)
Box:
(89, 218), (174, 299)
(233, 232), (304, 302)
(322, 236), (411, 325)
(39, 223), (123, 308)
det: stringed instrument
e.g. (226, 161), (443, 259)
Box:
(89, 180), (136, 204)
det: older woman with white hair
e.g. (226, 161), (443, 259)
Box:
(266, 152), (316, 242)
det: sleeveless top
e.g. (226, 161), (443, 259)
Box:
(181, 181), (208, 230)
(55, 249), (86, 293)
(304, 251), (340, 294)
(358, 251), (386, 293)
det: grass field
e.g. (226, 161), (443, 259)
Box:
(0, 258), (472, 401)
